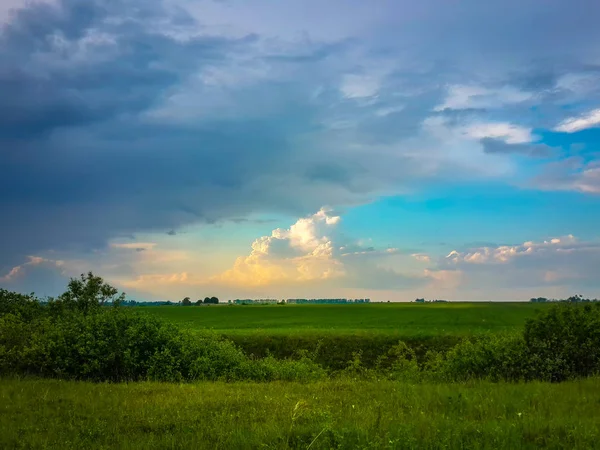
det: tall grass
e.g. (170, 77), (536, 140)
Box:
(2, 377), (600, 449)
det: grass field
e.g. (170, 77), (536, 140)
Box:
(3, 377), (600, 449)
(138, 303), (551, 369)
(6, 301), (594, 449)
(139, 302), (548, 336)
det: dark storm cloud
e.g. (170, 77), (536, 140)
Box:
(0, 0), (435, 273)
(2, 0), (600, 279)
(0, 0), (246, 140)
(0, 0), (268, 269)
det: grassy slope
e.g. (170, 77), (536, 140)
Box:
(139, 303), (548, 336)
(2, 378), (600, 449)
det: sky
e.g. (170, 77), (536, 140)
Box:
(1, 0), (600, 302)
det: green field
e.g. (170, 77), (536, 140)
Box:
(138, 303), (550, 369)
(5, 292), (598, 449)
(140, 302), (547, 336)
(3, 377), (600, 449)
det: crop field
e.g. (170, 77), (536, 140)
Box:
(139, 303), (551, 369)
(139, 302), (548, 336)
(2, 377), (600, 449)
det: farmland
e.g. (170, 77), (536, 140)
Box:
(139, 302), (550, 369)
(139, 302), (547, 336)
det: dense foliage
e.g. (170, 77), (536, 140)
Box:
(417, 302), (600, 382)
(0, 275), (324, 382)
(1, 274), (599, 383)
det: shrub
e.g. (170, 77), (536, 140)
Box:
(438, 333), (528, 382)
(375, 341), (420, 381)
(523, 302), (600, 381)
(0, 274), (328, 383)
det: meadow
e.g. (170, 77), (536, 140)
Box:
(3, 377), (600, 449)
(139, 302), (547, 336)
(140, 302), (550, 370)
(3, 279), (600, 449)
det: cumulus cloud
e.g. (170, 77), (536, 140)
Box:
(211, 208), (345, 287)
(96, 208), (432, 298)
(437, 235), (600, 294)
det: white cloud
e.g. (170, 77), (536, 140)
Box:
(435, 84), (532, 111)
(554, 108), (600, 133)
(436, 235), (600, 296)
(445, 235), (579, 265)
(211, 207), (345, 286)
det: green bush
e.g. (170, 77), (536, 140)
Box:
(437, 333), (529, 382)
(434, 303), (600, 383)
(523, 302), (600, 381)
(375, 341), (421, 381)
(0, 275), (326, 383)
(0, 289), (42, 321)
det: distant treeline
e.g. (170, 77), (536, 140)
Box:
(530, 295), (599, 303)
(414, 298), (449, 303)
(120, 298), (372, 306)
(120, 300), (175, 306)
(285, 298), (370, 304)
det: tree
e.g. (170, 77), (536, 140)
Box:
(52, 272), (125, 314)
(195, 299), (203, 306)
(182, 297), (192, 306)
(203, 297), (210, 304)
(210, 296), (219, 304)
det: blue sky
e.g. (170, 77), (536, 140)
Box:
(1, 0), (599, 301)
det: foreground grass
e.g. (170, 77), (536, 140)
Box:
(140, 303), (548, 336)
(2, 378), (600, 449)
